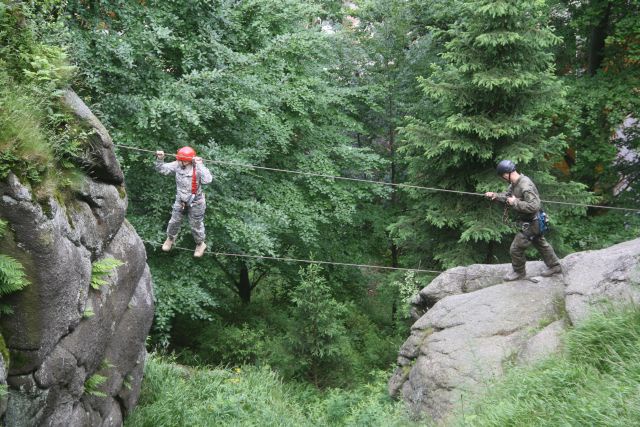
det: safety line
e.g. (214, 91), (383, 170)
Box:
(113, 143), (640, 213)
(143, 239), (512, 279)
(142, 239), (442, 274)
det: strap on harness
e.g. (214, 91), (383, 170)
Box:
(186, 160), (199, 207)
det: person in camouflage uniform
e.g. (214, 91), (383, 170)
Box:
(155, 146), (213, 258)
(485, 160), (562, 281)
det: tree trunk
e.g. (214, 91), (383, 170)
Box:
(237, 262), (251, 304)
(588, 2), (612, 76)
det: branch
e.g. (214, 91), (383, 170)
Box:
(250, 268), (270, 290)
(211, 254), (239, 294)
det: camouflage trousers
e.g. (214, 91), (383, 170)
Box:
(166, 198), (206, 244)
(510, 231), (560, 274)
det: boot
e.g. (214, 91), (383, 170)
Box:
(541, 264), (562, 277)
(194, 242), (207, 258)
(161, 237), (174, 252)
(504, 270), (525, 281)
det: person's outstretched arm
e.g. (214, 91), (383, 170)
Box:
(194, 157), (213, 184)
(155, 150), (178, 175)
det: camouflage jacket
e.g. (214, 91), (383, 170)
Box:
(496, 175), (541, 221)
(155, 160), (213, 203)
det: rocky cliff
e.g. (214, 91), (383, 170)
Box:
(0, 90), (154, 426)
(389, 238), (640, 422)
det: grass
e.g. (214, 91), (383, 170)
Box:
(125, 354), (416, 427)
(454, 305), (640, 426)
(128, 306), (640, 427)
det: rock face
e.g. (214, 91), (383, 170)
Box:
(0, 90), (154, 426)
(390, 239), (640, 422)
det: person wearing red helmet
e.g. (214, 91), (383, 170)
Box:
(155, 146), (213, 257)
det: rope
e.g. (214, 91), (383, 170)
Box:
(113, 143), (640, 213)
(142, 239), (507, 279)
(143, 239), (439, 274)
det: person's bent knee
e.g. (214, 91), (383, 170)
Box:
(510, 243), (523, 256)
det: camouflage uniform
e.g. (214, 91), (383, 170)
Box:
(496, 175), (560, 275)
(155, 159), (213, 244)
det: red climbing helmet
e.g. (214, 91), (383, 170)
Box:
(176, 146), (196, 162)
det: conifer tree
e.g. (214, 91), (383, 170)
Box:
(395, 0), (588, 268)
(287, 264), (351, 386)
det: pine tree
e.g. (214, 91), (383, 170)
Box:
(287, 264), (351, 386)
(396, 0), (588, 268)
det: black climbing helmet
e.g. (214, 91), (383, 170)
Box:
(496, 160), (516, 175)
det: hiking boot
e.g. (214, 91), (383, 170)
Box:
(161, 237), (174, 252)
(541, 265), (562, 277)
(194, 242), (207, 258)
(504, 270), (525, 281)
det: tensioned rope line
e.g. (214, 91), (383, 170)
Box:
(113, 143), (640, 213)
(142, 239), (507, 278)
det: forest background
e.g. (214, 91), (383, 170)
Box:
(1, 0), (639, 424)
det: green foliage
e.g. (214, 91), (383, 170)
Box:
(0, 255), (29, 314)
(0, 2), (85, 193)
(146, 253), (218, 348)
(396, 272), (420, 319)
(90, 257), (123, 290)
(395, 0), (590, 268)
(549, 0), (640, 210)
(287, 264), (353, 386)
(84, 373), (107, 397)
(454, 306), (640, 426)
(0, 333), (10, 368)
(59, 0), (389, 337)
(125, 354), (415, 427)
(562, 212), (640, 252)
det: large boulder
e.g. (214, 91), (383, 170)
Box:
(391, 275), (564, 421)
(390, 238), (640, 422)
(563, 238), (640, 325)
(0, 92), (153, 426)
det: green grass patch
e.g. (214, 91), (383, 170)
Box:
(455, 306), (640, 426)
(125, 354), (415, 427)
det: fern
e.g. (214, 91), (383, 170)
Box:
(123, 374), (132, 391)
(0, 219), (30, 314)
(90, 258), (123, 290)
(100, 358), (115, 370)
(0, 255), (30, 296)
(84, 373), (107, 397)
